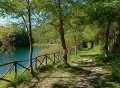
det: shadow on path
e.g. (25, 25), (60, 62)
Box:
(18, 58), (116, 88)
(52, 58), (116, 88)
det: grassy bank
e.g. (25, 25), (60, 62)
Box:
(37, 44), (61, 56)
(33, 44), (60, 48)
(0, 71), (31, 88)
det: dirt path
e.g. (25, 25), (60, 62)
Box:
(74, 58), (115, 88)
(18, 58), (117, 88)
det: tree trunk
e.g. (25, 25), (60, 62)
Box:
(58, 0), (68, 65)
(27, 0), (34, 75)
(90, 41), (94, 49)
(118, 21), (120, 41)
(104, 21), (111, 58)
(73, 30), (77, 57)
(117, 21), (120, 53)
(114, 21), (120, 53)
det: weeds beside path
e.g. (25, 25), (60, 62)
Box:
(18, 54), (119, 88)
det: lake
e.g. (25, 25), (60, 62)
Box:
(0, 47), (42, 75)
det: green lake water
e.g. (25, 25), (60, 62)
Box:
(0, 48), (42, 75)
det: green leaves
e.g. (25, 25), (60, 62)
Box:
(88, 0), (119, 23)
(82, 24), (100, 41)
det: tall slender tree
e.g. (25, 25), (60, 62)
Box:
(0, 0), (34, 75)
(27, 0), (34, 75)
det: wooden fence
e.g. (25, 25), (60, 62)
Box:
(0, 49), (74, 82)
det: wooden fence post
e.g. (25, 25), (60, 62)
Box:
(54, 53), (56, 64)
(35, 57), (37, 69)
(58, 52), (61, 62)
(45, 55), (47, 65)
(14, 62), (17, 79)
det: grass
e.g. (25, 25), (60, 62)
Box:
(105, 56), (120, 85)
(68, 45), (104, 63)
(0, 65), (56, 88)
(0, 70), (31, 88)
(37, 44), (61, 56)
(33, 43), (60, 48)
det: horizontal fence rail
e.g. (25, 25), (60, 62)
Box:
(0, 49), (74, 82)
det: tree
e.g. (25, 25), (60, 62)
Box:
(82, 24), (100, 48)
(66, 1), (86, 55)
(110, 1), (120, 56)
(57, 0), (68, 65)
(27, 0), (34, 75)
(87, 0), (117, 58)
(0, 0), (34, 75)
(34, 0), (71, 65)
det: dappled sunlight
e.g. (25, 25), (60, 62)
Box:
(17, 56), (117, 88)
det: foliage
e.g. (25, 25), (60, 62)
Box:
(0, 25), (29, 55)
(13, 30), (29, 47)
(88, 0), (118, 23)
(82, 24), (100, 41)
(0, 26), (29, 45)
(32, 25), (60, 44)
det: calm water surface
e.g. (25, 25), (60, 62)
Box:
(0, 48), (41, 75)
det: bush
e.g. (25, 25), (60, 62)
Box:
(13, 31), (29, 47)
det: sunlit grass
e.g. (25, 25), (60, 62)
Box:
(68, 45), (103, 62)
(0, 70), (31, 88)
(37, 44), (61, 56)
